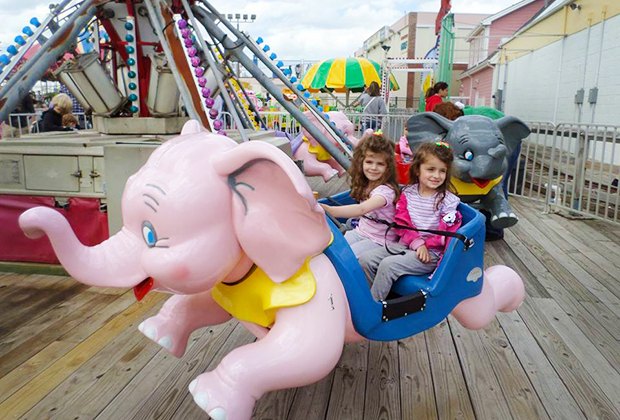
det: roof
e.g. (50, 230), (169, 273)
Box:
(499, 0), (571, 47)
(466, 0), (543, 40)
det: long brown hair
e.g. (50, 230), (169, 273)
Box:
(349, 132), (399, 202)
(408, 142), (454, 210)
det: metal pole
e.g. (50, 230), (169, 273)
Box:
(196, 1), (353, 158)
(193, 6), (350, 169)
(142, 0), (201, 122)
(180, 0), (248, 140)
(0, 0), (100, 122)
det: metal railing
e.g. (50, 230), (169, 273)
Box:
(241, 112), (620, 225)
(509, 122), (620, 224)
(1, 112), (91, 137)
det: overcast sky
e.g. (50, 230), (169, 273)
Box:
(0, 0), (522, 60)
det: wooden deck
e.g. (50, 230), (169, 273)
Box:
(1, 196), (619, 419)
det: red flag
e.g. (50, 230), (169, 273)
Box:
(435, 0), (452, 35)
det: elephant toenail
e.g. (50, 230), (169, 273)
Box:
(491, 215), (498, 221)
(138, 321), (145, 333)
(158, 336), (173, 351)
(499, 212), (508, 218)
(189, 379), (198, 393)
(194, 392), (209, 410)
(208, 407), (226, 420)
(143, 325), (157, 340)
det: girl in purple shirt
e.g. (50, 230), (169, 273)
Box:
(321, 132), (400, 258)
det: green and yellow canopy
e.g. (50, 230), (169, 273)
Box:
(301, 57), (399, 93)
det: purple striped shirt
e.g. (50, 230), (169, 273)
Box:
(402, 184), (460, 241)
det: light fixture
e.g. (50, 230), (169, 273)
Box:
(243, 14), (248, 20)
(235, 13), (241, 19)
(227, 13), (233, 20)
(569, 2), (581, 10)
(251, 14), (256, 20)
(381, 44), (391, 53)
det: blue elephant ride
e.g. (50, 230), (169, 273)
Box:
(321, 190), (486, 341)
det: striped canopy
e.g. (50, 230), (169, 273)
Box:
(301, 57), (399, 93)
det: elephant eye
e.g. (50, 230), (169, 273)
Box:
(463, 150), (474, 161)
(142, 221), (158, 247)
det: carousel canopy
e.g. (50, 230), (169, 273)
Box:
(301, 57), (399, 93)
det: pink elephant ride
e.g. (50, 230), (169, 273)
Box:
(19, 120), (525, 420)
(290, 110), (361, 181)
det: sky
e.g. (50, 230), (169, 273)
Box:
(0, 0), (522, 60)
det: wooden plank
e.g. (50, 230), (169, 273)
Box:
(474, 320), (549, 418)
(0, 292), (118, 378)
(96, 321), (246, 419)
(0, 285), (107, 355)
(285, 373), (334, 420)
(0, 291), (166, 418)
(398, 333), (438, 420)
(533, 298), (620, 407)
(0, 291), (138, 401)
(22, 301), (163, 419)
(324, 341), (369, 420)
(579, 301), (620, 340)
(510, 216), (620, 315)
(534, 270), (620, 369)
(496, 310), (584, 419)
(363, 340), (401, 420)
(584, 219), (620, 243)
(516, 298), (619, 418)
(449, 320), (512, 419)
(485, 239), (550, 299)
(425, 320), (475, 420)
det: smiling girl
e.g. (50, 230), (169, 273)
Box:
(321, 131), (399, 258)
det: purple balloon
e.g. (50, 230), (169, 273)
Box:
(177, 19), (187, 29)
(195, 67), (204, 77)
(209, 109), (219, 118)
(204, 97), (215, 108)
(197, 77), (207, 87)
(187, 47), (197, 57)
(201, 87), (212, 98)
(213, 120), (223, 130)
(191, 57), (201, 67)
(181, 28), (191, 39)
(184, 38), (193, 48)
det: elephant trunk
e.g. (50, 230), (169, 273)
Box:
(19, 207), (147, 288)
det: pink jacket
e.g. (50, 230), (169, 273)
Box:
(394, 192), (462, 252)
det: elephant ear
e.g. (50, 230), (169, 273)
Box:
(212, 141), (331, 283)
(406, 112), (453, 150)
(495, 116), (531, 156)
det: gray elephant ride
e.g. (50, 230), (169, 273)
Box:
(406, 112), (531, 239)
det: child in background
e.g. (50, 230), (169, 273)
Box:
(360, 141), (462, 301)
(62, 113), (80, 130)
(424, 81), (449, 112)
(321, 131), (400, 258)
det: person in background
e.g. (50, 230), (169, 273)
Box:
(41, 93), (74, 132)
(2, 93), (35, 138)
(357, 81), (387, 131)
(62, 113), (81, 130)
(433, 101), (463, 120)
(425, 81), (449, 112)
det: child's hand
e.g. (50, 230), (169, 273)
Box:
(319, 203), (331, 213)
(416, 245), (430, 263)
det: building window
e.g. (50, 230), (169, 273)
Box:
(400, 41), (407, 51)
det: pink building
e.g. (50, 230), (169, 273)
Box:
(459, 0), (547, 108)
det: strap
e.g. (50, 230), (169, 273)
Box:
(362, 97), (376, 113)
(363, 215), (474, 251)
